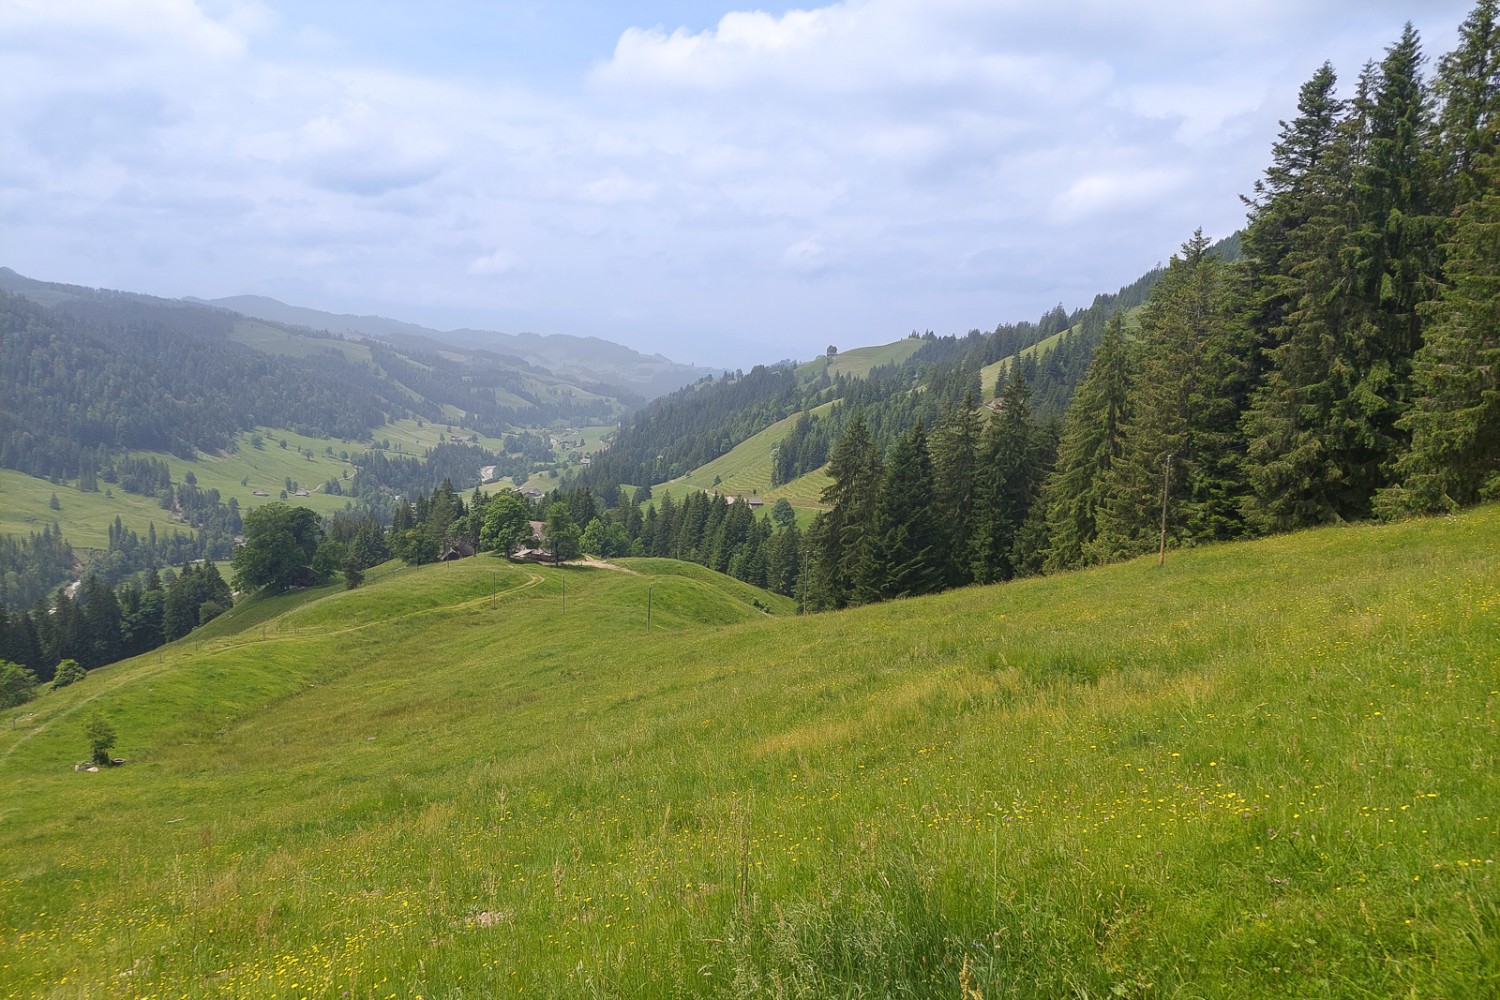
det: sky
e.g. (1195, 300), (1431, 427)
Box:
(0, 0), (1478, 369)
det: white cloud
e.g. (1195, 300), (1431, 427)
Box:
(467, 250), (519, 277)
(0, 0), (1477, 366)
(1052, 169), (1192, 224)
(782, 237), (830, 275)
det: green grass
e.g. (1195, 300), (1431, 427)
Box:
(0, 469), (190, 549)
(656, 404), (834, 513)
(1, 510), (1497, 997)
(229, 320), (375, 365)
(798, 338), (925, 380)
(3, 415), (546, 555)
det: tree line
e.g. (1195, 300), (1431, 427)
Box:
(808, 5), (1500, 603)
(0, 562), (231, 687)
(563, 3), (1499, 611)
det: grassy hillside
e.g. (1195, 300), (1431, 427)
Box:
(798, 338), (925, 380)
(656, 403), (836, 512)
(0, 469), (191, 549)
(228, 320), (377, 365)
(1, 511), (1496, 997)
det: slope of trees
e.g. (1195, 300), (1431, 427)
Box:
(563, 2), (1498, 613)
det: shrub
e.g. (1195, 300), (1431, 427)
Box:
(83, 712), (117, 766)
(51, 659), (87, 690)
(0, 660), (38, 708)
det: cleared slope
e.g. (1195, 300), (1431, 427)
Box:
(1, 511), (1496, 998)
(798, 338), (924, 379)
(656, 402), (836, 510)
(0, 469), (192, 549)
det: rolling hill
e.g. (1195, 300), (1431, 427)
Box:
(1, 507), (1494, 997)
(200, 293), (715, 401)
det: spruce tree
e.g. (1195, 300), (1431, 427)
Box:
(1378, 152), (1500, 512)
(1348, 23), (1441, 453)
(930, 394), (982, 587)
(1432, 0), (1500, 212)
(816, 414), (882, 608)
(858, 422), (943, 602)
(1244, 30), (1443, 530)
(970, 368), (1043, 583)
(1097, 232), (1250, 558)
(1241, 61), (1344, 365)
(1041, 312), (1134, 571)
(1241, 72), (1382, 531)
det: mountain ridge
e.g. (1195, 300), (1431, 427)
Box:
(193, 292), (715, 400)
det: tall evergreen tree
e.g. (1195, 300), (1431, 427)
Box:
(1241, 62), (1344, 369)
(1097, 231), (1251, 557)
(1244, 30), (1442, 531)
(1042, 312), (1134, 571)
(1378, 152), (1500, 513)
(815, 414), (883, 609)
(1241, 73), (1382, 531)
(1349, 23), (1442, 447)
(856, 422), (943, 602)
(930, 394), (982, 587)
(970, 368), (1044, 583)
(1432, 0), (1500, 211)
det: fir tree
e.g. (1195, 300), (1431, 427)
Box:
(857, 422), (943, 602)
(1378, 152), (1500, 512)
(1042, 312), (1133, 571)
(1097, 231), (1250, 558)
(970, 368), (1043, 583)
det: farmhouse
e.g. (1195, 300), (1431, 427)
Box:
(511, 520), (552, 562)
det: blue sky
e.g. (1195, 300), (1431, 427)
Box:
(0, 1), (1476, 368)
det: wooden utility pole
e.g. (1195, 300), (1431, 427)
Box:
(1158, 452), (1174, 568)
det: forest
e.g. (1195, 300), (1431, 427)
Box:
(3, 6), (1496, 691)
(564, 7), (1500, 610)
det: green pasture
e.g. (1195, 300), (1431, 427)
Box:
(228, 320), (375, 365)
(798, 338), (925, 380)
(0, 469), (190, 550)
(656, 404), (834, 513)
(0, 508), (1496, 997)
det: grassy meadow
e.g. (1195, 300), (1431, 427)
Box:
(0, 508), (1496, 997)
(655, 403), (835, 516)
(0, 470), (190, 550)
(798, 339), (925, 380)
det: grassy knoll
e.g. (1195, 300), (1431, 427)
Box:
(0, 469), (190, 549)
(1, 510), (1496, 997)
(798, 339), (925, 380)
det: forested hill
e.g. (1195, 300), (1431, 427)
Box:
(562, 3), (1499, 615)
(198, 293), (715, 400)
(577, 244), (1192, 493)
(0, 271), (639, 483)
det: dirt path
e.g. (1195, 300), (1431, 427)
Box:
(571, 558), (639, 574)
